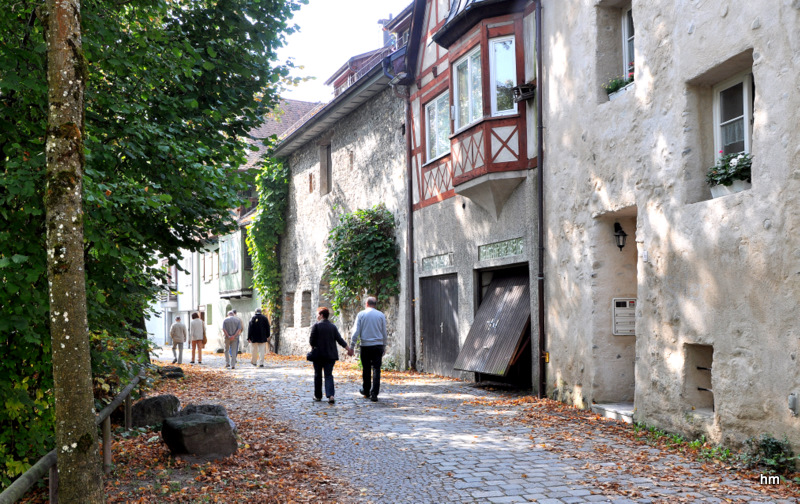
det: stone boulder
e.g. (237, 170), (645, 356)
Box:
(180, 404), (227, 417)
(179, 404), (236, 434)
(157, 366), (185, 379)
(131, 394), (180, 427)
(162, 413), (238, 459)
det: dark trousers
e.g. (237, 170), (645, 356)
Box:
(313, 359), (336, 399)
(360, 345), (384, 398)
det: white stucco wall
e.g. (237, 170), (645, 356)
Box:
(542, 0), (800, 449)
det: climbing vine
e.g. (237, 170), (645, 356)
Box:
(324, 204), (400, 315)
(246, 149), (290, 321)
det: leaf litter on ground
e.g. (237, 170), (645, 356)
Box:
(463, 393), (800, 502)
(18, 351), (800, 503)
(21, 352), (356, 504)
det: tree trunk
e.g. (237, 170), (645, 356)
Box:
(44, 0), (104, 501)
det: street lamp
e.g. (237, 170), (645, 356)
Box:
(613, 223), (627, 251)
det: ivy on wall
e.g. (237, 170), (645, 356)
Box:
(324, 204), (401, 315)
(247, 151), (290, 321)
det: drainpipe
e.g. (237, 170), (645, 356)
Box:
(274, 240), (281, 354)
(403, 94), (417, 370)
(383, 57), (417, 370)
(535, 0), (547, 398)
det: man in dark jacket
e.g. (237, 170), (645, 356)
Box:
(247, 308), (271, 367)
(309, 307), (351, 403)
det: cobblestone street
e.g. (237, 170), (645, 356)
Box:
(169, 348), (797, 504)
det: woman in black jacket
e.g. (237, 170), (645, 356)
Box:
(309, 307), (351, 403)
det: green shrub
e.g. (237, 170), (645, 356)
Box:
(743, 434), (797, 475)
(324, 204), (400, 316)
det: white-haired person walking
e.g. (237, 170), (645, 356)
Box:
(222, 310), (242, 369)
(169, 316), (187, 364)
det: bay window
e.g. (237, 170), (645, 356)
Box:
(490, 36), (517, 116)
(453, 37), (519, 131)
(454, 47), (482, 130)
(425, 92), (450, 161)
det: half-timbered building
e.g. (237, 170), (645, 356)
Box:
(402, 0), (540, 387)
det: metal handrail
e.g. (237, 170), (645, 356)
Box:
(0, 370), (146, 504)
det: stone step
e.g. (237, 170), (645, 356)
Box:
(591, 402), (635, 423)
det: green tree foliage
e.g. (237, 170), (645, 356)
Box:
(0, 0), (305, 488)
(324, 204), (401, 316)
(246, 146), (290, 322)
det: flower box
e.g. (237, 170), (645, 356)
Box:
(706, 152), (752, 198)
(710, 180), (752, 198)
(608, 81), (635, 101)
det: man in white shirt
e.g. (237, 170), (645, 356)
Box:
(349, 297), (387, 402)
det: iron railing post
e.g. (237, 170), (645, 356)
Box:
(48, 464), (58, 504)
(102, 416), (112, 474)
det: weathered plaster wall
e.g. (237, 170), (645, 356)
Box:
(279, 87), (409, 366)
(544, 0), (800, 449)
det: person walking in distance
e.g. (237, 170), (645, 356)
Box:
(309, 307), (351, 403)
(188, 312), (204, 364)
(248, 308), (271, 367)
(169, 316), (187, 364)
(222, 310), (243, 369)
(349, 296), (387, 402)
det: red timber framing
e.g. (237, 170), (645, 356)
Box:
(410, 6), (535, 212)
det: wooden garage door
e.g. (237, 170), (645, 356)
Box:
(453, 275), (530, 376)
(420, 274), (459, 377)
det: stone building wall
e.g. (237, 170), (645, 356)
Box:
(278, 87), (409, 366)
(543, 0), (800, 449)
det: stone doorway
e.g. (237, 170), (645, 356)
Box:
(590, 211), (638, 421)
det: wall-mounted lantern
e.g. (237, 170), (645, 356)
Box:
(613, 223), (627, 251)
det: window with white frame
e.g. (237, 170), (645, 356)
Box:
(425, 92), (450, 161)
(213, 250), (219, 278)
(621, 8), (634, 79)
(713, 73), (753, 156)
(203, 252), (212, 283)
(453, 46), (482, 130)
(220, 240), (229, 275)
(220, 238), (238, 276)
(490, 37), (517, 116)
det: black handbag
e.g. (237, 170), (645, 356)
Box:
(306, 347), (320, 362)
